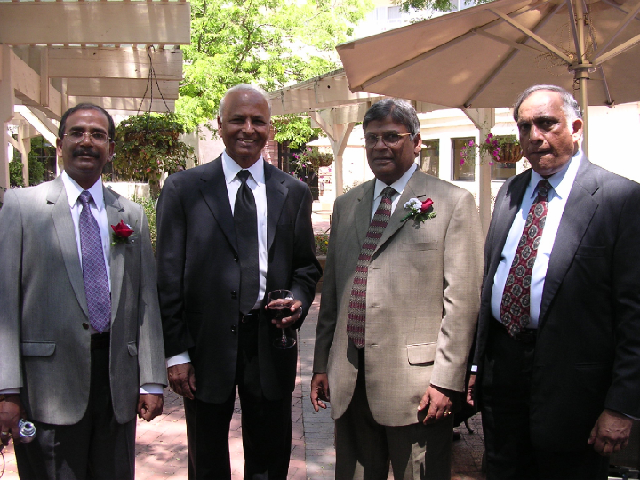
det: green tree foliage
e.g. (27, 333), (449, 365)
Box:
(177, 0), (372, 132)
(272, 115), (323, 150)
(394, 0), (489, 15)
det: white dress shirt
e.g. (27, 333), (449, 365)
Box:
(166, 152), (269, 368)
(371, 163), (418, 218)
(491, 152), (582, 328)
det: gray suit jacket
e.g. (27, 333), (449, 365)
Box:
(313, 169), (483, 426)
(475, 158), (640, 450)
(0, 177), (166, 425)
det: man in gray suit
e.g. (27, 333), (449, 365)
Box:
(0, 104), (167, 480)
(311, 99), (483, 479)
(474, 85), (640, 479)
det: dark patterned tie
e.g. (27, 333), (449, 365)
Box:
(78, 191), (111, 333)
(234, 170), (260, 314)
(347, 186), (396, 348)
(500, 180), (551, 337)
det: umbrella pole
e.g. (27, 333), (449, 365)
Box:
(573, 0), (589, 154)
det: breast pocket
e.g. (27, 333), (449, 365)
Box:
(575, 245), (605, 258)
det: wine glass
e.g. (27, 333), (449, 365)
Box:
(267, 289), (296, 349)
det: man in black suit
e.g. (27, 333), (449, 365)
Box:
(156, 84), (321, 479)
(474, 84), (640, 479)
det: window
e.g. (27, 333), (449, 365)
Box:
(452, 137), (475, 181)
(388, 5), (402, 20)
(491, 136), (522, 181)
(420, 139), (439, 177)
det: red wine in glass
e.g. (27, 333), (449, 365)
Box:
(267, 290), (296, 349)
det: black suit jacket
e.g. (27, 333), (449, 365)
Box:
(475, 158), (640, 451)
(156, 157), (321, 403)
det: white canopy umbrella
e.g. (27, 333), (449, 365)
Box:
(337, 0), (640, 146)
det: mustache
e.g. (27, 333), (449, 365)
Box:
(72, 147), (100, 159)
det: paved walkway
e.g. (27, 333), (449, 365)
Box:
(0, 292), (485, 479)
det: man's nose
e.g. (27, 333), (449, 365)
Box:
(79, 132), (93, 145)
(242, 120), (255, 133)
(529, 124), (544, 141)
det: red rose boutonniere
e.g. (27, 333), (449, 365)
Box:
(402, 197), (436, 224)
(111, 220), (135, 245)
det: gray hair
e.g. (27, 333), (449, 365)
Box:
(363, 99), (420, 136)
(513, 84), (582, 124)
(219, 84), (272, 120)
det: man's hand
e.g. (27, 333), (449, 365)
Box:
(310, 373), (330, 412)
(467, 374), (476, 409)
(137, 394), (164, 421)
(268, 299), (303, 329)
(588, 409), (633, 455)
(167, 363), (196, 400)
(0, 395), (23, 448)
(418, 384), (454, 425)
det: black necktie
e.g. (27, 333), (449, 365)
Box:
(234, 170), (260, 314)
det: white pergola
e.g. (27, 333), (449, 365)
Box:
(269, 69), (495, 231)
(1, 0), (191, 201)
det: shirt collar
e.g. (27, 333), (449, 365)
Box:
(222, 150), (265, 185)
(529, 150), (582, 200)
(61, 171), (105, 211)
(373, 162), (418, 200)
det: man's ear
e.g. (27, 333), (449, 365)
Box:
(413, 132), (422, 156)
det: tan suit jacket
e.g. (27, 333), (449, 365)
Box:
(313, 169), (483, 427)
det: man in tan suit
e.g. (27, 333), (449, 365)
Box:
(311, 99), (483, 479)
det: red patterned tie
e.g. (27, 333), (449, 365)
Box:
(500, 180), (551, 337)
(347, 186), (396, 348)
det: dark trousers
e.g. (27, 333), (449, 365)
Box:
(184, 318), (293, 480)
(15, 344), (136, 480)
(481, 321), (609, 480)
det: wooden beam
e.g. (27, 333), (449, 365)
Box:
(68, 96), (175, 113)
(11, 49), (63, 118)
(47, 47), (183, 81)
(0, 2), (190, 45)
(66, 78), (180, 100)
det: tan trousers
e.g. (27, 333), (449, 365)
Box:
(334, 365), (453, 480)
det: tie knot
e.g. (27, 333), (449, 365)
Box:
(79, 190), (93, 207)
(537, 180), (551, 198)
(237, 170), (251, 184)
(381, 186), (396, 199)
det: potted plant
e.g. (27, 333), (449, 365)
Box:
(460, 133), (522, 166)
(113, 113), (197, 198)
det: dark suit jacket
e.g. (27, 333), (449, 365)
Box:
(475, 158), (640, 451)
(156, 157), (321, 403)
(0, 177), (167, 425)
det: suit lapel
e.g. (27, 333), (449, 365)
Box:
(104, 187), (125, 321)
(377, 174), (424, 249)
(354, 181), (375, 248)
(48, 177), (89, 318)
(265, 163), (287, 252)
(540, 161), (599, 324)
(200, 157), (238, 254)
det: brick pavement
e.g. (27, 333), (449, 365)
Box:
(0, 292), (486, 480)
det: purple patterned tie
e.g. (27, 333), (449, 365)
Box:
(347, 186), (396, 348)
(78, 191), (111, 333)
(500, 180), (551, 337)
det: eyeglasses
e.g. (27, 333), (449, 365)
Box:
(63, 131), (110, 145)
(364, 132), (412, 148)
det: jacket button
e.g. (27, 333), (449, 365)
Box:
(82, 323), (89, 330)
(234, 255), (239, 262)
(231, 325), (237, 334)
(231, 291), (237, 299)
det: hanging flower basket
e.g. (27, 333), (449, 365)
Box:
(460, 134), (521, 165)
